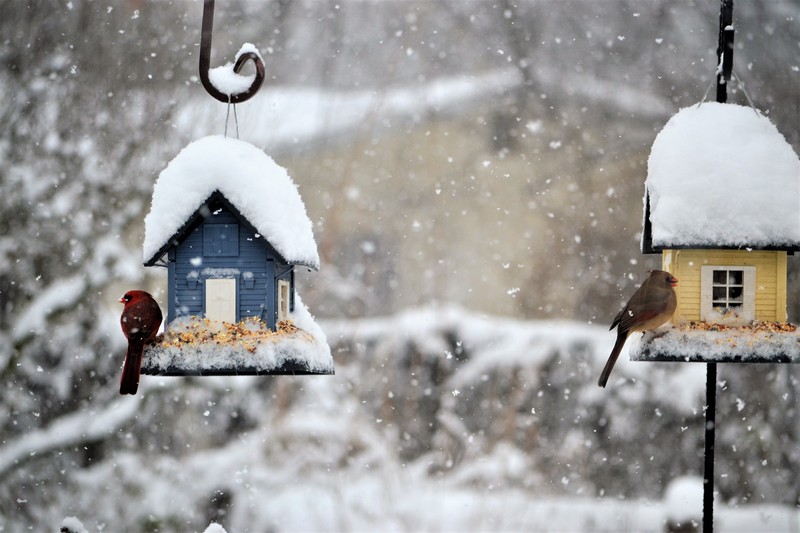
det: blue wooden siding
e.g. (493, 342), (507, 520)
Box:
(167, 202), (293, 330)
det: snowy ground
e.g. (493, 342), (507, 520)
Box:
(67, 417), (800, 532)
(24, 307), (796, 532)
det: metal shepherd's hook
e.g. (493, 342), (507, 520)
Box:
(199, 0), (265, 104)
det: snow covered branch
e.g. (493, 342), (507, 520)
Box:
(11, 275), (88, 345)
(0, 384), (170, 477)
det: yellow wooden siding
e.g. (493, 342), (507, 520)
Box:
(661, 249), (787, 323)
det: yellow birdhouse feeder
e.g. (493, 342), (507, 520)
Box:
(627, 2), (799, 530)
(634, 101), (800, 363)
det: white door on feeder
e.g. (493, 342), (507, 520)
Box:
(206, 278), (237, 323)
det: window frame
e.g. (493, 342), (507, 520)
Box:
(203, 223), (239, 257)
(700, 265), (756, 323)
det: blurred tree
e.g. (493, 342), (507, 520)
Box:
(0, 0), (187, 520)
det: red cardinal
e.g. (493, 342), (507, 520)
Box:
(119, 290), (162, 395)
(598, 270), (678, 388)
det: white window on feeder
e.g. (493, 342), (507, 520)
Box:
(700, 266), (755, 323)
(206, 278), (237, 323)
(277, 279), (290, 323)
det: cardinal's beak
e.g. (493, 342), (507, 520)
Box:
(118, 296), (126, 304)
(670, 276), (679, 287)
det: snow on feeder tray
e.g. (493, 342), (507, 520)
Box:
(634, 101), (800, 362)
(140, 135), (333, 376)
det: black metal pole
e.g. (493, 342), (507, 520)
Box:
(716, 0), (734, 103)
(703, 362), (717, 533)
(703, 4), (733, 531)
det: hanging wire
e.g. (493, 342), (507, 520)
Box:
(224, 102), (231, 138)
(696, 54), (725, 107)
(697, 66), (760, 116)
(731, 70), (760, 115)
(697, 75), (718, 107)
(223, 102), (241, 139)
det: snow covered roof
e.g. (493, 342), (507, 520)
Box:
(143, 136), (320, 269)
(642, 102), (800, 252)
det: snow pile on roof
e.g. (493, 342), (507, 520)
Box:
(646, 102), (800, 249)
(143, 135), (319, 269)
(142, 294), (333, 375)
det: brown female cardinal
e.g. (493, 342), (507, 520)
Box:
(119, 290), (162, 395)
(598, 270), (678, 388)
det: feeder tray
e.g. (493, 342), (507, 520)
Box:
(629, 323), (800, 364)
(140, 316), (334, 377)
(141, 358), (332, 377)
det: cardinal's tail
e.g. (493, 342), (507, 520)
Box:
(597, 331), (629, 388)
(120, 340), (144, 395)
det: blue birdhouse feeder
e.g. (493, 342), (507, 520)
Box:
(133, 2), (332, 377)
(139, 136), (333, 376)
